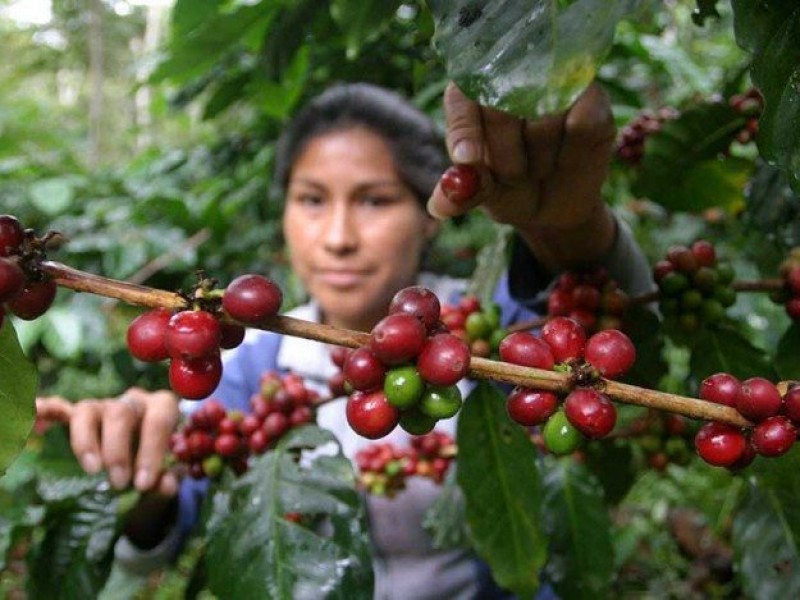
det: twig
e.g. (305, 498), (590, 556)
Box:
(40, 260), (754, 429)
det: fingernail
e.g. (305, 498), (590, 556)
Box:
(81, 453), (101, 474)
(109, 465), (129, 489)
(426, 198), (445, 221)
(134, 468), (151, 491)
(453, 140), (478, 164)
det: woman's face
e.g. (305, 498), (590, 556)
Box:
(282, 128), (438, 331)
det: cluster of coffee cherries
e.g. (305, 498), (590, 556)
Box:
(126, 273), (282, 400)
(694, 374), (799, 468)
(0, 215), (58, 327)
(440, 295), (506, 358)
(654, 240), (736, 333)
(771, 247), (800, 320)
(341, 286), (471, 439)
(170, 371), (316, 479)
(354, 431), (456, 496)
(616, 107), (680, 166)
(546, 268), (630, 333)
(627, 410), (694, 472)
(502, 316), (636, 455)
(729, 88), (763, 145)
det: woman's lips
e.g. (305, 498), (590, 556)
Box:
(315, 270), (369, 287)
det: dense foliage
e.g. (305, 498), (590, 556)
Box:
(1, 0), (800, 597)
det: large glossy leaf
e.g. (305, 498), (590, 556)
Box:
(204, 426), (373, 599)
(331, 0), (401, 59)
(541, 458), (614, 600)
(689, 324), (777, 381)
(28, 482), (124, 599)
(428, 0), (643, 118)
(733, 450), (800, 599)
(0, 322), (37, 477)
(457, 381), (545, 597)
(777, 322), (800, 381)
(743, 164), (800, 249)
(631, 102), (753, 211)
(731, 0), (800, 194)
(621, 305), (667, 388)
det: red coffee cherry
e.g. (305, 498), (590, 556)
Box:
(369, 313), (427, 365)
(0, 215), (25, 257)
(389, 286), (441, 331)
(440, 164), (479, 204)
(541, 317), (587, 363)
(169, 354), (223, 400)
(694, 422), (746, 467)
(416, 333), (471, 386)
(7, 279), (57, 320)
(699, 373), (741, 407)
(498, 331), (555, 370)
(223, 274), (283, 324)
(165, 310), (221, 360)
(346, 391), (400, 439)
(782, 387), (800, 426)
(691, 240), (716, 267)
(584, 329), (636, 379)
(736, 377), (782, 422)
(563, 388), (617, 439)
(0, 257), (24, 303)
(127, 308), (172, 362)
(653, 260), (675, 283)
(214, 433), (241, 458)
(506, 387), (559, 426)
(751, 416), (796, 457)
(343, 347), (386, 392)
(220, 321), (246, 350)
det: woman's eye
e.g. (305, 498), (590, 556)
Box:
(360, 195), (392, 207)
(296, 194), (324, 206)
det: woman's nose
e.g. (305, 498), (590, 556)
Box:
(322, 202), (359, 255)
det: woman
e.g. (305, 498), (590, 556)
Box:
(37, 81), (652, 597)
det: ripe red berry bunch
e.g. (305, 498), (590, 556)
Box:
(0, 214), (58, 327)
(654, 240), (736, 333)
(616, 107), (680, 166)
(772, 248), (800, 320)
(344, 286), (471, 439)
(695, 373), (799, 468)
(440, 295), (506, 358)
(626, 410), (693, 472)
(546, 268), (629, 332)
(170, 371), (316, 479)
(127, 273), (282, 400)
(729, 88), (763, 146)
(500, 317), (636, 455)
(354, 431), (455, 496)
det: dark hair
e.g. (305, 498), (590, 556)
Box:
(273, 83), (447, 204)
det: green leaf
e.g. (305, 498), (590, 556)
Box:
(428, 0), (643, 118)
(422, 464), (470, 550)
(28, 482), (124, 599)
(621, 305), (667, 388)
(205, 426), (373, 599)
(777, 322), (800, 381)
(29, 177), (75, 215)
(731, 1), (800, 194)
(733, 451), (800, 599)
(744, 163), (800, 250)
(689, 323), (777, 381)
(541, 458), (614, 600)
(331, 0), (401, 59)
(457, 381), (546, 597)
(0, 322), (37, 477)
(632, 102), (754, 211)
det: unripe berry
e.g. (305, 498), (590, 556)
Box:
(419, 384), (462, 420)
(542, 410), (582, 455)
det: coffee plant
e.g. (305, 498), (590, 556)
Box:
(2, 1), (800, 599)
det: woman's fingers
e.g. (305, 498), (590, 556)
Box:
(133, 390), (179, 492)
